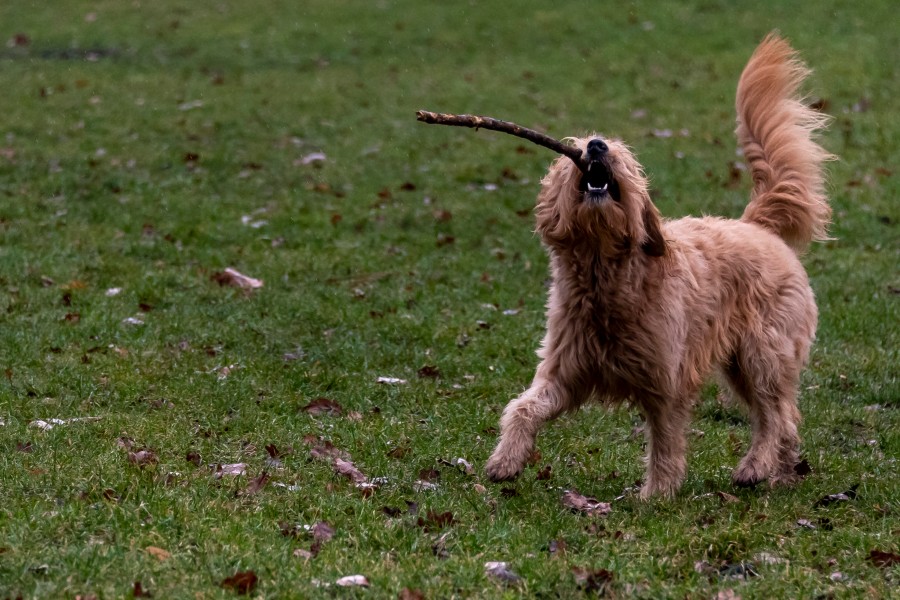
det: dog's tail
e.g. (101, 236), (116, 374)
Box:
(736, 33), (832, 253)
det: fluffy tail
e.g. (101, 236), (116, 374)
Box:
(736, 33), (832, 253)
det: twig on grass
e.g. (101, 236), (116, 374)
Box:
(415, 110), (587, 172)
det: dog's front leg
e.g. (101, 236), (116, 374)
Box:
(485, 375), (571, 482)
(640, 398), (692, 499)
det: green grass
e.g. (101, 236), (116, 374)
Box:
(1, 1), (898, 598)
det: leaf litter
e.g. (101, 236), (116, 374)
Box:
(220, 570), (257, 595)
(211, 268), (263, 290)
(485, 562), (522, 584)
(561, 490), (612, 516)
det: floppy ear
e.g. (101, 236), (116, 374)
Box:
(640, 204), (667, 257)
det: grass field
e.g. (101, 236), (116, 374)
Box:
(1, 1), (898, 598)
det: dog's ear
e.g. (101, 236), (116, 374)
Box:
(640, 204), (667, 257)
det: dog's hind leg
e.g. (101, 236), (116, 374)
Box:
(726, 340), (803, 487)
(485, 375), (574, 482)
(639, 395), (693, 499)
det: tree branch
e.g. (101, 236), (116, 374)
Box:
(416, 110), (586, 172)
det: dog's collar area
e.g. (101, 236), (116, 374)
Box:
(579, 159), (619, 201)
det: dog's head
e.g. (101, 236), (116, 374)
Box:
(535, 136), (666, 257)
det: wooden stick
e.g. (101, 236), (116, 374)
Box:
(416, 110), (586, 172)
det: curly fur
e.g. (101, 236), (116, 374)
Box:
(484, 33), (831, 498)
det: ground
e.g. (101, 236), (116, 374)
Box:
(0, 1), (898, 598)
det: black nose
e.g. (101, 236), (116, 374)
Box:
(586, 139), (608, 158)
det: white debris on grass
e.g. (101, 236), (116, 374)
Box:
(29, 416), (102, 431)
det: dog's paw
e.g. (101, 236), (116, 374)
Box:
(639, 479), (679, 500)
(732, 462), (768, 488)
(484, 453), (523, 482)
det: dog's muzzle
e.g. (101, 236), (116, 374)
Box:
(579, 138), (619, 201)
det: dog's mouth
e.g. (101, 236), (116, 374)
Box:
(579, 159), (620, 202)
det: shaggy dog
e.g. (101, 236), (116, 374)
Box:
(484, 34), (832, 498)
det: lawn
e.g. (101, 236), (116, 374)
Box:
(0, 1), (898, 598)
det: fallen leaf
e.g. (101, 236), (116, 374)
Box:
(418, 467), (440, 482)
(562, 490), (611, 516)
(399, 588), (425, 600)
(311, 521), (335, 543)
(536, 465), (552, 480)
(413, 480), (438, 492)
(335, 575), (369, 587)
(215, 463), (248, 478)
(132, 581), (151, 597)
(572, 566), (613, 594)
(417, 365), (441, 379)
(185, 451), (202, 467)
(220, 570), (258, 595)
(417, 510), (455, 532)
(717, 491), (741, 504)
(868, 549), (900, 568)
(242, 471), (270, 495)
(386, 445), (410, 459)
(814, 484), (859, 508)
(376, 376), (407, 385)
(334, 457), (367, 483)
(211, 268), (263, 290)
(16, 441), (33, 453)
(127, 449), (158, 468)
(309, 440), (349, 461)
(485, 561), (522, 584)
(145, 546), (171, 561)
(301, 397), (343, 416)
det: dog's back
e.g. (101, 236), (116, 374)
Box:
(736, 33), (832, 253)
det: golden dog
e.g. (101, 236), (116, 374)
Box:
(485, 34), (832, 498)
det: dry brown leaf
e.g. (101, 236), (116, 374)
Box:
(145, 546), (171, 561)
(572, 566), (614, 593)
(562, 490), (611, 516)
(398, 588), (426, 600)
(417, 510), (455, 532)
(334, 457), (367, 483)
(869, 549), (900, 568)
(309, 440), (350, 461)
(127, 449), (158, 468)
(242, 471), (270, 495)
(132, 581), (151, 597)
(220, 570), (258, 595)
(301, 397), (343, 416)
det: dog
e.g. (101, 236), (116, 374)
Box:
(484, 33), (832, 498)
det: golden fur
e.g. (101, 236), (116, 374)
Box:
(484, 33), (832, 498)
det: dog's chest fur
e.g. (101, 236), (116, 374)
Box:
(546, 247), (674, 397)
